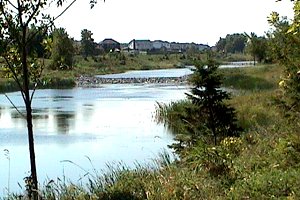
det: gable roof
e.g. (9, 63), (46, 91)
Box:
(101, 38), (120, 44)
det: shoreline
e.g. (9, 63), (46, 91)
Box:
(76, 75), (190, 87)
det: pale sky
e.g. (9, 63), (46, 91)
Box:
(51, 0), (294, 46)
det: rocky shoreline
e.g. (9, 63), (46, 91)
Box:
(76, 75), (190, 87)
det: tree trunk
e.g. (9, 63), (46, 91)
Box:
(21, 25), (38, 200)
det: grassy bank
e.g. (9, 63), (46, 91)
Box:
(0, 77), (76, 93)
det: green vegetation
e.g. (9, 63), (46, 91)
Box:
(220, 64), (281, 91)
(215, 33), (247, 54)
(8, 63), (298, 199)
(157, 56), (242, 147)
(72, 53), (187, 75)
(50, 28), (75, 70)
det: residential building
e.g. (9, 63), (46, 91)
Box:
(126, 39), (210, 53)
(128, 39), (153, 51)
(100, 38), (121, 52)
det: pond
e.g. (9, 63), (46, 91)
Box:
(0, 64), (253, 196)
(96, 68), (194, 79)
(0, 83), (188, 196)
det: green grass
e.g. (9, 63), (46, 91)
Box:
(215, 53), (253, 63)
(72, 53), (185, 76)
(219, 64), (282, 91)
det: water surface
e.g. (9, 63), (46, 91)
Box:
(0, 84), (188, 196)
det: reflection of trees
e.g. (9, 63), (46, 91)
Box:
(7, 107), (75, 134)
(82, 104), (94, 121)
(53, 112), (75, 134)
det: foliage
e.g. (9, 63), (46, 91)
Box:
(27, 25), (49, 58)
(50, 28), (75, 70)
(245, 32), (268, 63)
(220, 64), (279, 91)
(215, 33), (247, 54)
(186, 55), (242, 145)
(268, 3), (300, 118)
(81, 29), (97, 58)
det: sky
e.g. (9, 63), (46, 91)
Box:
(51, 0), (294, 46)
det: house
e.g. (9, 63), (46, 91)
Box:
(100, 38), (121, 52)
(170, 42), (183, 52)
(126, 39), (210, 53)
(128, 39), (153, 51)
(198, 44), (210, 51)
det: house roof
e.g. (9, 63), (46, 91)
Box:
(101, 38), (120, 44)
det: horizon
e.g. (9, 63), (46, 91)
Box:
(50, 0), (293, 46)
(78, 38), (212, 46)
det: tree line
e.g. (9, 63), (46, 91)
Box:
(215, 32), (268, 63)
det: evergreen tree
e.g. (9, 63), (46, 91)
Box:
(186, 54), (241, 145)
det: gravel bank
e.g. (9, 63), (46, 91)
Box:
(76, 75), (190, 87)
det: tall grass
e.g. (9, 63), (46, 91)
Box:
(219, 64), (281, 91)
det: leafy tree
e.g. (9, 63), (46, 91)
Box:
(268, 8), (300, 116)
(186, 54), (241, 145)
(50, 28), (75, 70)
(0, 0), (99, 198)
(81, 28), (97, 58)
(245, 32), (268, 64)
(216, 33), (247, 54)
(27, 25), (48, 58)
(215, 37), (226, 53)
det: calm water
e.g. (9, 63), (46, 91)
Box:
(0, 64), (252, 196)
(96, 68), (194, 79)
(96, 62), (255, 79)
(0, 83), (188, 196)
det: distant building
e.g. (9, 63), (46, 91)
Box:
(198, 44), (210, 51)
(126, 39), (210, 53)
(153, 40), (171, 50)
(100, 38), (121, 52)
(128, 39), (153, 51)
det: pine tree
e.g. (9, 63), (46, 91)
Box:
(186, 54), (241, 145)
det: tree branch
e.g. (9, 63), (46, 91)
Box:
(7, 0), (17, 10)
(3, 56), (26, 100)
(4, 93), (26, 119)
(25, 0), (42, 28)
(16, 0), (23, 27)
(53, 0), (77, 22)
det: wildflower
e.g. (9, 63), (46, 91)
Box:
(279, 80), (286, 88)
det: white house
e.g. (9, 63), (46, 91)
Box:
(128, 39), (153, 51)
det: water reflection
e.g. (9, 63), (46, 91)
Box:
(0, 107), (76, 135)
(54, 112), (75, 134)
(0, 84), (188, 196)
